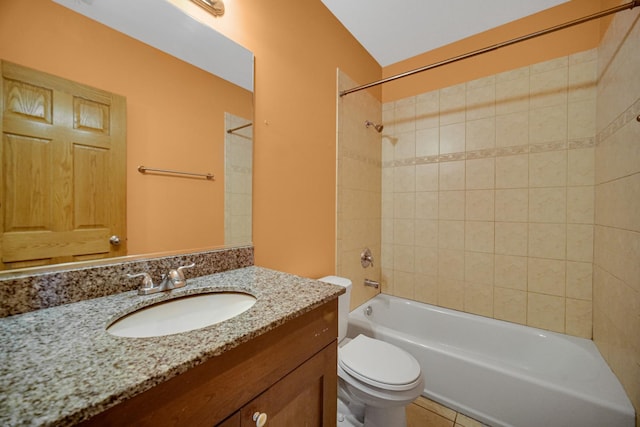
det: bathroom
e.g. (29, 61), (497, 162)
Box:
(0, 0), (638, 426)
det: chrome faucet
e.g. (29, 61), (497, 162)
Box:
(127, 262), (196, 295)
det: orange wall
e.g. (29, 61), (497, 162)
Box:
(381, 0), (609, 102)
(201, 0), (382, 277)
(0, 0), (252, 255)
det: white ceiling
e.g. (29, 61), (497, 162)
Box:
(321, 0), (569, 67)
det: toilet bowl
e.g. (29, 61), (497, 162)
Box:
(319, 276), (424, 427)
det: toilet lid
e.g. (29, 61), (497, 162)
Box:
(338, 334), (421, 391)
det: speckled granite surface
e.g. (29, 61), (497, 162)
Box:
(0, 266), (343, 427)
(0, 246), (254, 317)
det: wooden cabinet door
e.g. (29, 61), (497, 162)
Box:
(240, 342), (337, 427)
(0, 61), (126, 269)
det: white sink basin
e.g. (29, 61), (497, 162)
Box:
(107, 292), (257, 338)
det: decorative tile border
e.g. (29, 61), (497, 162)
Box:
(596, 96), (640, 145)
(382, 137), (595, 168)
(0, 246), (254, 317)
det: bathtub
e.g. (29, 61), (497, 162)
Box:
(347, 294), (635, 427)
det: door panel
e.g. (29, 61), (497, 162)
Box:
(0, 60), (126, 269)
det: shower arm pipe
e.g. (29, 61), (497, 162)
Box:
(226, 122), (253, 134)
(340, 0), (639, 97)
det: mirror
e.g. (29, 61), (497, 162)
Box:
(0, 0), (253, 272)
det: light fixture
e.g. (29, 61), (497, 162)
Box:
(190, 0), (225, 17)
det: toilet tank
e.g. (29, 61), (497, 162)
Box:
(318, 276), (351, 342)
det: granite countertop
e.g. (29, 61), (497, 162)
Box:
(0, 266), (343, 427)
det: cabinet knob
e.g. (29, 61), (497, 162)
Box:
(252, 412), (267, 427)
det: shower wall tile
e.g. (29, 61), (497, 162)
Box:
(528, 292), (565, 333)
(494, 287), (527, 324)
(465, 158), (495, 189)
(381, 50), (600, 337)
(495, 154), (528, 188)
(494, 255), (527, 291)
(567, 186), (594, 223)
(594, 8), (638, 419)
(495, 189), (528, 222)
(337, 70), (382, 310)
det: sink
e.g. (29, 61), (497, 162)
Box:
(107, 292), (257, 338)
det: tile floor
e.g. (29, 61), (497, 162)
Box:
(407, 396), (489, 427)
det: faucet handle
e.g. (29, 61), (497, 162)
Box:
(174, 262), (196, 280)
(127, 272), (155, 290)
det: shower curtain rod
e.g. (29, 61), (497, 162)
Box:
(340, 0), (639, 97)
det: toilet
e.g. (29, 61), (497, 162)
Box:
(319, 276), (424, 427)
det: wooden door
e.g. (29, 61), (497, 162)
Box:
(240, 342), (338, 427)
(0, 61), (126, 269)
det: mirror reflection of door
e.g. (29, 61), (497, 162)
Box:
(1, 61), (126, 270)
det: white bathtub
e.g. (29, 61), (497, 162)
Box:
(347, 294), (635, 427)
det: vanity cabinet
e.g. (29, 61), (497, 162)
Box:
(81, 300), (338, 427)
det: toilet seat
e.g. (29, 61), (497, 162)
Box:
(338, 334), (421, 392)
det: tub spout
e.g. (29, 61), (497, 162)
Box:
(364, 278), (380, 289)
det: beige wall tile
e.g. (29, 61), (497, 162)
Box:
(415, 246), (438, 274)
(437, 277), (465, 311)
(529, 150), (567, 188)
(440, 123), (466, 154)
(439, 83), (466, 125)
(594, 225), (640, 293)
(529, 104), (568, 144)
(465, 221), (494, 253)
(466, 82), (496, 121)
(495, 222), (528, 256)
(566, 261), (593, 300)
(466, 158), (495, 190)
(567, 224), (594, 262)
(595, 173), (640, 232)
(496, 154), (528, 188)
(496, 73), (529, 115)
(416, 192), (439, 220)
(528, 292), (565, 333)
(567, 186), (594, 224)
(394, 131), (417, 159)
(568, 99), (596, 140)
(568, 148), (595, 186)
(464, 282), (494, 317)
(416, 127), (439, 157)
(494, 287), (527, 324)
(496, 111), (529, 147)
(530, 66), (568, 109)
(466, 117), (496, 151)
(439, 161), (466, 190)
(494, 255), (527, 290)
(394, 219), (415, 246)
(394, 193), (416, 219)
(416, 91), (440, 130)
(438, 249), (465, 280)
(374, 51), (604, 339)
(439, 191), (465, 220)
(466, 190), (494, 221)
(394, 244), (415, 272)
(394, 165), (416, 192)
(528, 257), (566, 296)
(439, 220), (465, 250)
(528, 223), (566, 260)
(529, 187), (566, 223)
(566, 298), (593, 338)
(414, 274), (438, 305)
(394, 270), (416, 299)
(465, 251), (494, 286)
(416, 163), (439, 191)
(415, 220), (438, 248)
(495, 189), (528, 222)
